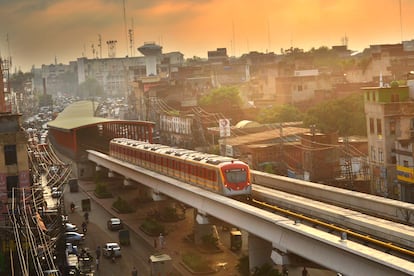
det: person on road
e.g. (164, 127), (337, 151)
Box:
(84, 211), (89, 223)
(82, 221), (87, 234)
(95, 246), (101, 259)
(70, 202), (75, 213)
(131, 266), (138, 276)
(158, 233), (165, 249)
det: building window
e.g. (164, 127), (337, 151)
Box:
(376, 119), (382, 136)
(390, 120), (396, 135)
(369, 118), (375, 134)
(404, 160), (409, 167)
(372, 92), (376, 101)
(6, 175), (18, 198)
(4, 145), (17, 165)
(410, 118), (414, 130)
(378, 148), (383, 162)
(371, 146), (376, 161)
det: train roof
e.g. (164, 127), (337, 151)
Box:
(111, 138), (246, 165)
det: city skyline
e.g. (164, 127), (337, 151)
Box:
(1, 0), (414, 72)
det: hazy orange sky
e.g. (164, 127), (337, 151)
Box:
(1, 0), (414, 72)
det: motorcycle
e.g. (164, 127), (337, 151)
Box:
(82, 222), (87, 234)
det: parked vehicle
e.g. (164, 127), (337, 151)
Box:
(102, 242), (121, 258)
(51, 187), (62, 198)
(68, 178), (78, 192)
(65, 223), (78, 232)
(118, 229), (130, 245)
(107, 217), (123, 231)
(65, 232), (85, 244)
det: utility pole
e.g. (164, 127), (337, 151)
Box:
(344, 136), (354, 190)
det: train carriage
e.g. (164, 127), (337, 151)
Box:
(109, 138), (251, 197)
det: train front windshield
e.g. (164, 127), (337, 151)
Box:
(225, 169), (248, 183)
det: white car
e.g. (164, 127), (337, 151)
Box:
(65, 223), (78, 232)
(102, 242), (121, 258)
(65, 232), (85, 244)
(51, 187), (62, 198)
(107, 217), (123, 231)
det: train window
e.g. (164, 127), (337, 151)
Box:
(225, 169), (247, 183)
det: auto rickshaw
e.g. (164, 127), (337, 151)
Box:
(119, 229), (130, 245)
(230, 229), (242, 251)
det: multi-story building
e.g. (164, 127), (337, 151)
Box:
(362, 82), (414, 201)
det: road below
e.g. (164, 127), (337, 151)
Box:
(64, 188), (154, 275)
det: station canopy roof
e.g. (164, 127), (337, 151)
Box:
(47, 100), (115, 131)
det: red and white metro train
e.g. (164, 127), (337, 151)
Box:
(109, 138), (251, 197)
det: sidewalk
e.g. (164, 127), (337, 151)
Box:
(78, 179), (241, 276)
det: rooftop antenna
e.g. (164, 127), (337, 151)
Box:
(399, 0), (403, 42)
(267, 18), (271, 53)
(98, 34), (102, 59)
(123, 0), (128, 56)
(128, 18), (135, 57)
(232, 20), (236, 57)
(6, 33), (12, 67)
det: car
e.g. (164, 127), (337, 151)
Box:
(64, 232), (85, 244)
(107, 217), (123, 231)
(102, 242), (121, 258)
(65, 223), (78, 232)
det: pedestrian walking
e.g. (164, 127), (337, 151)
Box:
(131, 266), (138, 276)
(302, 267), (309, 276)
(95, 246), (101, 259)
(159, 233), (165, 249)
(84, 211), (89, 223)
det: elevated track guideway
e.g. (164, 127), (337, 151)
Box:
(87, 150), (414, 275)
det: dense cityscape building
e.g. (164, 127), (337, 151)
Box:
(3, 37), (414, 273)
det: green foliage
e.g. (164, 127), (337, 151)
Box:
(140, 218), (165, 236)
(38, 94), (53, 107)
(263, 164), (274, 174)
(94, 181), (112, 198)
(236, 255), (250, 276)
(112, 196), (134, 213)
(252, 263), (281, 276)
(256, 105), (303, 124)
(201, 234), (219, 249)
(10, 71), (33, 92)
(199, 86), (242, 108)
(303, 93), (366, 136)
(78, 77), (104, 98)
(182, 251), (212, 272)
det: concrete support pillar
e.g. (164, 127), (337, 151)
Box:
(193, 211), (212, 246)
(108, 170), (115, 178)
(151, 189), (166, 201)
(248, 234), (273, 271)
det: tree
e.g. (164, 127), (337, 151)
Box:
(303, 94), (366, 136)
(199, 86), (242, 108)
(78, 78), (103, 98)
(9, 71), (33, 92)
(256, 105), (303, 124)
